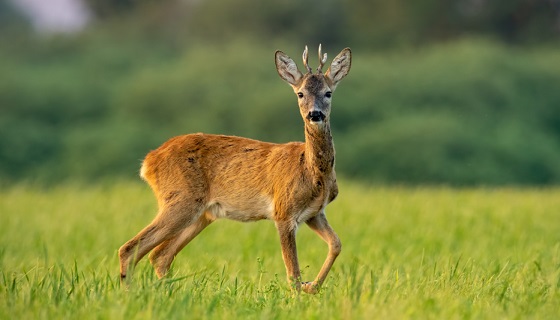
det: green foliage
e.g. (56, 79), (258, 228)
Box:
(78, 0), (560, 47)
(1, 37), (560, 185)
(335, 40), (560, 185)
(186, 0), (346, 45)
(345, 0), (560, 46)
(1, 182), (559, 318)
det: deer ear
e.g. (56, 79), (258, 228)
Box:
(275, 51), (303, 86)
(325, 48), (351, 90)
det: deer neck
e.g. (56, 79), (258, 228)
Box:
(304, 122), (335, 178)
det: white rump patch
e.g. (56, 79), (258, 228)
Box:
(139, 163), (147, 180)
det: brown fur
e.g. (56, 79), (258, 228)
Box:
(119, 46), (352, 294)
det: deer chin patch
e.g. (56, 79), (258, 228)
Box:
(307, 118), (325, 126)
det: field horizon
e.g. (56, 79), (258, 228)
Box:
(1, 180), (559, 319)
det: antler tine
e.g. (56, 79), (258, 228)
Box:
(302, 45), (312, 73)
(317, 44), (328, 73)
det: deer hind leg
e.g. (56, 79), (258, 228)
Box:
(149, 211), (214, 278)
(302, 211), (341, 294)
(118, 199), (205, 281)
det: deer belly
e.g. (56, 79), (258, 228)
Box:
(206, 196), (275, 222)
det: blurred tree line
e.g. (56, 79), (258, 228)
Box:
(82, 0), (560, 46)
(0, 0), (559, 185)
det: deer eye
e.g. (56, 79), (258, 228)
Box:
(297, 92), (304, 98)
(325, 91), (332, 98)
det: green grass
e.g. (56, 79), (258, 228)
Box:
(1, 180), (559, 319)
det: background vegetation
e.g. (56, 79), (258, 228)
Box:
(1, 0), (560, 186)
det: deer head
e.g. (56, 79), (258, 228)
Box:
(275, 45), (352, 126)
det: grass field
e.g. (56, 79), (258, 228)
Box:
(1, 180), (559, 319)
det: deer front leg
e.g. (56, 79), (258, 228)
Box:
(303, 212), (341, 294)
(275, 220), (302, 292)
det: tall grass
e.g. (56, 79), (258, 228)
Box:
(1, 180), (559, 319)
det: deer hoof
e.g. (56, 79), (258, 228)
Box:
(302, 282), (319, 294)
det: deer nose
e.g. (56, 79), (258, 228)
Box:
(307, 111), (325, 122)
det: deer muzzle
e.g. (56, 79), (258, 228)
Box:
(307, 111), (326, 122)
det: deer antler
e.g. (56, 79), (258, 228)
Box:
(302, 46), (312, 74)
(317, 44), (328, 73)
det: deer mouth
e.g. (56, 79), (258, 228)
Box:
(307, 111), (326, 123)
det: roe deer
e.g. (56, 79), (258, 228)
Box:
(118, 45), (352, 294)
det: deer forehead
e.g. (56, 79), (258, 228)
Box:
(298, 74), (330, 94)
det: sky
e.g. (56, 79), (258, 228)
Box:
(9, 0), (91, 33)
